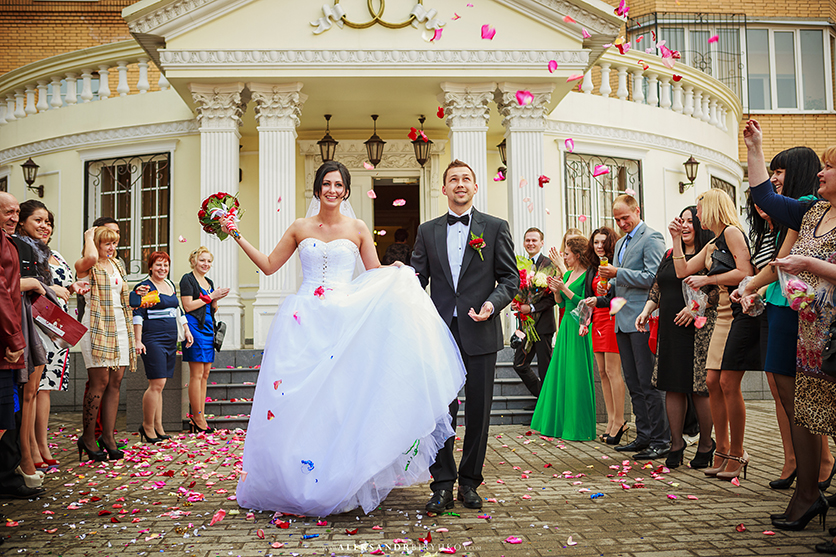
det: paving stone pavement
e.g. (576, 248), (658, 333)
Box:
(0, 400), (831, 557)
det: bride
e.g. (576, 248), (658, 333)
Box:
(223, 161), (466, 516)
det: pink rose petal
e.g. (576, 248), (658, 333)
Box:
(481, 24), (496, 40)
(516, 90), (534, 106)
(731, 477), (741, 486)
(565, 138), (575, 152)
(430, 28), (443, 42)
(582, 28), (591, 39)
(505, 536), (523, 544)
(578, 215), (588, 223)
(548, 60), (558, 73)
(593, 164), (610, 177)
(563, 15), (576, 23)
(363, 162), (374, 170)
(610, 297), (627, 315)
(708, 34), (719, 43)
(367, 190), (377, 199)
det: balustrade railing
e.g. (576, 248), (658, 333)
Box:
(576, 49), (741, 133)
(0, 41), (168, 125)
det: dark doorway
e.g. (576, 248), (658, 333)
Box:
(372, 177), (420, 263)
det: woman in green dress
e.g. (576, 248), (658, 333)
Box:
(531, 236), (597, 441)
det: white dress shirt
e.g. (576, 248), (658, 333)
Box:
(447, 207), (472, 317)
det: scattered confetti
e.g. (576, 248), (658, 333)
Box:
(538, 175), (550, 188)
(505, 536), (523, 544)
(731, 477), (741, 486)
(392, 198), (406, 207)
(736, 523), (746, 532)
(578, 215), (588, 223)
(178, 235), (187, 243)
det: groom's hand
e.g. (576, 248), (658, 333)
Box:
(468, 301), (494, 322)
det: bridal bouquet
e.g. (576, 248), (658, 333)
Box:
(198, 192), (242, 240)
(511, 255), (559, 352)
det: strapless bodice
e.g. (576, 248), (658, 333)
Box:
(298, 238), (360, 295)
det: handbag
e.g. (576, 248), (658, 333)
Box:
(821, 321), (836, 378)
(213, 320), (227, 352)
(647, 315), (659, 355)
(509, 330), (524, 350)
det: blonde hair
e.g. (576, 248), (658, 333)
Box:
(94, 226), (119, 248)
(189, 246), (214, 269)
(823, 146), (836, 167)
(696, 189), (742, 230)
(613, 194), (639, 210)
(561, 228), (583, 251)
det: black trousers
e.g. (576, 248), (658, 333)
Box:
(616, 331), (670, 447)
(0, 407), (24, 492)
(511, 334), (554, 397)
(430, 318), (497, 491)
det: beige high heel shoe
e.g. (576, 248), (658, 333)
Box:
(717, 450), (750, 481)
(14, 465), (43, 488)
(703, 452), (730, 477)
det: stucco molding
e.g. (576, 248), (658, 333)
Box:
(248, 83), (307, 130)
(495, 83), (555, 132)
(0, 120), (199, 165)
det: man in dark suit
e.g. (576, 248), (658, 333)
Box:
(597, 194), (668, 459)
(411, 159), (519, 513)
(512, 227), (557, 398)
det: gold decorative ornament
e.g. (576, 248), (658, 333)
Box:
(336, 0), (421, 30)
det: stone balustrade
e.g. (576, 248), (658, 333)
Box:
(577, 49), (742, 133)
(0, 41), (168, 125)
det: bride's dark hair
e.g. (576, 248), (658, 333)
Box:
(313, 161), (351, 201)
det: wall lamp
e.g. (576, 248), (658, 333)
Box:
(21, 158), (44, 198)
(678, 155), (700, 194)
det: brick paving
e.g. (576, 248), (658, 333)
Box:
(0, 399), (830, 557)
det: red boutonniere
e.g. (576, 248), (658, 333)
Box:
(469, 232), (486, 261)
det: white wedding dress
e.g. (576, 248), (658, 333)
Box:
(236, 238), (466, 516)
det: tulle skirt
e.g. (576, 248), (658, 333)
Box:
(236, 266), (466, 516)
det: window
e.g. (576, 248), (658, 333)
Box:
(0, 177), (6, 192)
(746, 28), (830, 111)
(564, 153), (643, 236)
(85, 153), (170, 279)
(711, 176), (736, 207)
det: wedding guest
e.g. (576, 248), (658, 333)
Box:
(741, 120), (835, 537)
(76, 226), (138, 462)
(597, 195), (667, 458)
(131, 252), (193, 443)
(381, 228), (411, 265)
(0, 192), (41, 499)
(670, 189), (753, 481)
(637, 206), (716, 469)
(531, 236), (596, 441)
(550, 228), (583, 324)
(180, 247), (229, 433)
(583, 226), (626, 444)
(511, 227), (556, 398)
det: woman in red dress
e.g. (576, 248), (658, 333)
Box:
(585, 227), (625, 443)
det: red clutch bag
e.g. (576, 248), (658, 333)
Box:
(31, 295), (88, 349)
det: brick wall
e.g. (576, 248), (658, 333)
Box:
(600, 0), (833, 18)
(737, 113), (836, 165)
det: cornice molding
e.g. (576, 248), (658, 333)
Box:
(0, 120), (199, 165)
(496, 0), (623, 36)
(546, 120), (743, 178)
(158, 49), (589, 70)
(125, 0), (259, 40)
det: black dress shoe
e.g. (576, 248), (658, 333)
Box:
(457, 485), (482, 509)
(634, 445), (671, 460)
(0, 484), (45, 499)
(425, 489), (454, 514)
(614, 440), (649, 453)
(816, 541), (836, 554)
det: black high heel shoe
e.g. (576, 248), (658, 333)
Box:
(772, 493), (829, 531)
(138, 425), (161, 444)
(769, 470), (797, 490)
(606, 422), (629, 445)
(76, 438), (107, 463)
(665, 445), (685, 468)
(821, 463), (836, 491)
(689, 439), (716, 469)
(97, 436), (124, 460)
(157, 434), (172, 440)
(189, 418), (215, 434)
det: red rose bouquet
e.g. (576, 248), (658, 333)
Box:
(198, 192), (242, 241)
(511, 255), (558, 352)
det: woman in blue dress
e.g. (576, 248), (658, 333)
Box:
(179, 247), (229, 433)
(131, 251), (193, 443)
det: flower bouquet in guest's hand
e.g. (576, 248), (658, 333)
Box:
(778, 268), (816, 318)
(511, 255), (559, 352)
(570, 302), (593, 336)
(198, 192), (242, 240)
(682, 282), (710, 328)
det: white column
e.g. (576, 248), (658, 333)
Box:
(692, 90), (703, 120)
(581, 71), (594, 94)
(495, 82), (554, 246)
(36, 81), (49, 112)
(659, 77), (672, 110)
(65, 73), (78, 105)
(615, 66), (629, 100)
(137, 58), (150, 93)
(631, 70), (644, 104)
(683, 86), (694, 116)
(247, 82), (307, 349)
(81, 69), (94, 103)
(709, 98), (719, 126)
(189, 83), (247, 349)
(50, 76), (63, 109)
(98, 65), (111, 99)
(701, 94), (711, 122)
(646, 73), (659, 106)
(672, 80), (683, 113)
(437, 82), (496, 211)
(116, 61), (130, 97)
(13, 90), (25, 119)
(599, 63), (612, 97)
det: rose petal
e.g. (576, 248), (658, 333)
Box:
(563, 15), (576, 23)
(763, 530), (775, 535)
(731, 477), (741, 486)
(367, 190), (377, 199)
(519, 177), (528, 189)
(178, 235), (187, 243)
(610, 297), (627, 315)
(548, 60), (558, 73)
(481, 24), (496, 40)
(209, 509), (226, 526)
(567, 74), (584, 82)
(516, 90), (534, 106)
(505, 536), (523, 544)
(363, 162), (374, 170)
(582, 28), (591, 39)
(437, 106), (445, 118)
(593, 164), (610, 177)
(708, 34), (719, 43)
(430, 28), (443, 42)
(672, 74), (683, 82)
(567, 535), (578, 546)
(565, 138), (575, 152)
(736, 523), (746, 532)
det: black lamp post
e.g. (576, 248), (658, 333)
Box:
(317, 114), (338, 162)
(365, 115), (386, 167)
(21, 158), (43, 198)
(411, 116), (432, 167)
(678, 155), (700, 193)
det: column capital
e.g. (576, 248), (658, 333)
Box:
(437, 82), (496, 130)
(494, 82), (554, 132)
(189, 82), (247, 130)
(248, 82), (308, 129)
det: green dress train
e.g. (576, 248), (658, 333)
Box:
(530, 270), (596, 441)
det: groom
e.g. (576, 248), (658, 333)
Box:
(411, 159), (519, 513)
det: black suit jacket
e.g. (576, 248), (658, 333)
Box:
(411, 208), (519, 357)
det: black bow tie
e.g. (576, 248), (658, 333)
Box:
(447, 213), (469, 226)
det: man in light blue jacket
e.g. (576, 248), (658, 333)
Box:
(597, 194), (668, 459)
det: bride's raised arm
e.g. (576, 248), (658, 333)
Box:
(355, 219), (383, 270)
(222, 217), (303, 276)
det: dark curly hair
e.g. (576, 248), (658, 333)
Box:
(585, 226), (618, 268)
(565, 236), (593, 269)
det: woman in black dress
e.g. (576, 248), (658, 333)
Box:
(637, 206), (716, 468)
